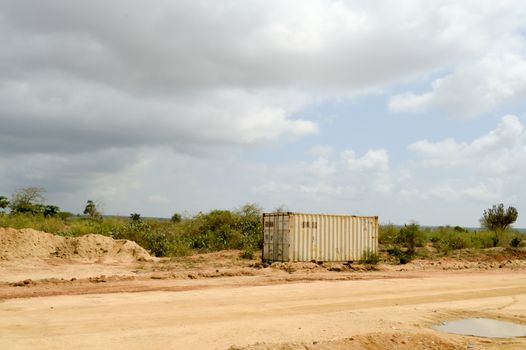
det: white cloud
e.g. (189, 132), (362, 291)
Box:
(310, 145), (333, 158)
(342, 149), (389, 172)
(388, 92), (432, 113)
(309, 157), (336, 177)
(3, 1), (525, 158)
(399, 189), (419, 197)
(430, 182), (498, 202)
(256, 148), (394, 201)
(389, 53), (526, 117)
(407, 116), (526, 206)
(387, 2), (526, 117)
(146, 195), (169, 204)
(408, 115), (525, 174)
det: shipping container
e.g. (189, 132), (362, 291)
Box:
(262, 212), (378, 263)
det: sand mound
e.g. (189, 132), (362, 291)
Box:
(0, 227), (152, 262)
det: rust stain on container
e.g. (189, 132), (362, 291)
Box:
(262, 212), (378, 263)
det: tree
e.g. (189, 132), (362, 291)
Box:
(130, 213), (141, 221)
(83, 200), (101, 219)
(236, 203), (263, 250)
(480, 203), (518, 247)
(237, 203), (262, 219)
(9, 187), (45, 214)
(396, 223), (422, 252)
(0, 196), (9, 211)
(171, 212), (182, 223)
(43, 205), (60, 217)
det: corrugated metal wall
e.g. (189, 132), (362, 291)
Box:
(263, 212), (378, 262)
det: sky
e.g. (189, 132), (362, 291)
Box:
(2, 0), (526, 227)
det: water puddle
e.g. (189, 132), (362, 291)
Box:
(434, 318), (526, 338)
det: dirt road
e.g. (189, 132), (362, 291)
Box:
(1, 271), (525, 349)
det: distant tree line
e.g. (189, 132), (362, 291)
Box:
(0, 187), (63, 217)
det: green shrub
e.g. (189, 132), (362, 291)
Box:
(361, 249), (380, 264)
(432, 229), (469, 253)
(387, 246), (413, 264)
(180, 205), (262, 253)
(510, 236), (522, 248)
(236, 203), (263, 250)
(171, 237), (193, 257)
(130, 213), (141, 221)
(379, 224), (399, 244)
(171, 213), (182, 223)
(143, 230), (174, 257)
(426, 226), (490, 253)
(396, 223), (424, 250)
(240, 247), (255, 260)
(466, 230), (494, 249)
(454, 225), (468, 233)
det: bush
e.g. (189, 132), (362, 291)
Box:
(361, 249), (380, 264)
(387, 246), (413, 264)
(57, 211), (74, 221)
(236, 203), (263, 251)
(171, 213), (182, 223)
(396, 223), (424, 250)
(182, 210), (238, 251)
(240, 247), (255, 260)
(130, 213), (141, 221)
(510, 236), (522, 248)
(180, 205), (262, 253)
(379, 224), (399, 244)
(426, 226), (494, 253)
(143, 230), (191, 257)
(466, 230), (494, 249)
(111, 219), (191, 257)
(430, 227), (469, 253)
(0, 213), (67, 233)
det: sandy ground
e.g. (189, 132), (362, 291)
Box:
(1, 259), (525, 350)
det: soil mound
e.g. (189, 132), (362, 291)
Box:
(0, 227), (152, 262)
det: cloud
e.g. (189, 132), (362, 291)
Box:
(389, 92), (432, 113)
(309, 145), (333, 158)
(430, 182), (498, 202)
(387, 2), (526, 117)
(389, 53), (526, 117)
(408, 115), (525, 174)
(146, 195), (170, 204)
(1, 1), (524, 163)
(0, 80), (318, 156)
(341, 149), (389, 172)
(3, 1), (522, 153)
(309, 156), (336, 177)
(406, 116), (526, 204)
(1, 0), (494, 91)
(399, 188), (419, 197)
(256, 148), (393, 201)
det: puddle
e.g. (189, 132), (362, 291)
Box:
(434, 318), (526, 338)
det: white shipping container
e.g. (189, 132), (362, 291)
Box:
(262, 212), (378, 262)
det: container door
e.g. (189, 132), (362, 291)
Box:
(262, 213), (289, 262)
(262, 214), (273, 262)
(274, 214), (289, 262)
